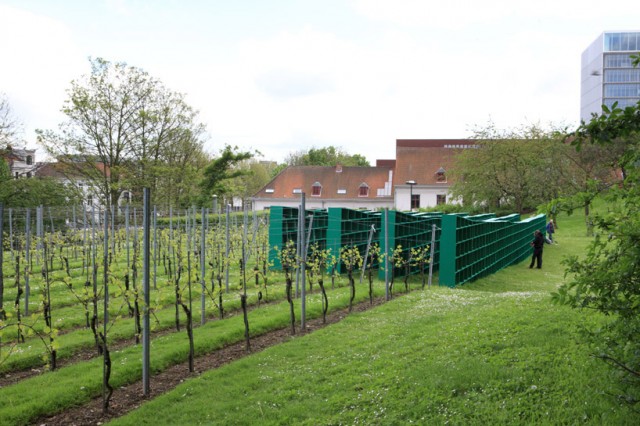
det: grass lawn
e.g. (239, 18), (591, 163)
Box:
(110, 210), (638, 425)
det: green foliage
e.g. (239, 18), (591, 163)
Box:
(226, 159), (277, 202)
(554, 62), (640, 403)
(0, 157), (10, 182)
(285, 145), (370, 167)
(450, 123), (567, 213)
(0, 177), (81, 207)
(37, 57), (208, 209)
(199, 144), (255, 202)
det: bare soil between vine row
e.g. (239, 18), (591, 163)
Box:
(33, 295), (389, 426)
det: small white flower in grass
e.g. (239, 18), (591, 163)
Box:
(530, 385), (537, 390)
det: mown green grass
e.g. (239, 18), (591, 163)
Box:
(110, 210), (638, 425)
(0, 281), (388, 425)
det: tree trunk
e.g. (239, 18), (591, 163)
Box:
(241, 294), (251, 353)
(286, 277), (296, 335)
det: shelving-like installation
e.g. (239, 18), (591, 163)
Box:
(268, 206), (328, 269)
(269, 207), (546, 287)
(379, 211), (442, 280)
(326, 208), (381, 273)
(438, 213), (546, 286)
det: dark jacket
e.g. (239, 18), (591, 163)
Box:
(532, 232), (544, 250)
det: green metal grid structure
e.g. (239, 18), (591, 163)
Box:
(438, 213), (546, 287)
(268, 206), (329, 270)
(268, 206), (546, 287)
(379, 210), (442, 280)
(326, 208), (381, 273)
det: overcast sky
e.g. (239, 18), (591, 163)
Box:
(1, 0), (638, 164)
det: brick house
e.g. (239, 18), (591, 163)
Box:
(394, 139), (476, 210)
(252, 164), (394, 210)
(252, 139), (475, 211)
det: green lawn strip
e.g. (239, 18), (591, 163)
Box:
(111, 288), (631, 425)
(0, 277), (298, 374)
(0, 281), (388, 425)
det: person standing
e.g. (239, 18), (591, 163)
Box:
(529, 230), (544, 269)
(545, 219), (556, 244)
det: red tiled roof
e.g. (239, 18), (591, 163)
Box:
(35, 162), (68, 178)
(35, 161), (111, 179)
(394, 139), (476, 185)
(254, 165), (393, 199)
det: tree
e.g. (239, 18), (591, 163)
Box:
(150, 135), (210, 209)
(449, 123), (562, 213)
(553, 55), (640, 405)
(0, 93), (22, 145)
(199, 145), (255, 204)
(37, 58), (207, 209)
(227, 159), (277, 202)
(549, 136), (626, 233)
(0, 156), (10, 182)
(284, 146), (370, 167)
(0, 177), (81, 208)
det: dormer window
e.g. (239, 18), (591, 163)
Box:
(358, 183), (369, 197)
(311, 182), (322, 196)
(26, 155), (33, 165)
(436, 167), (446, 183)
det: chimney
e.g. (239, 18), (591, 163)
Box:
(336, 164), (342, 173)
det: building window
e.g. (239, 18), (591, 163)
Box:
(265, 188), (274, 193)
(14, 172), (18, 179)
(337, 189), (347, 194)
(436, 167), (446, 183)
(358, 183), (369, 197)
(437, 194), (446, 205)
(604, 53), (635, 68)
(26, 172), (32, 178)
(293, 188), (302, 194)
(605, 32), (640, 52)
(604, 83), (640, 98)
(26, 155), (33, 165)
(312, 182), (322, 196)
(411, 194), (420, 209)
(604, 69), (640, 83)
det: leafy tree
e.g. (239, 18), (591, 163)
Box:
(548, 137), (626, 234)
(37, 57), (207, 209)
(0, 176), (81, 207)
(269, 162), (287, 179)
(151, 136), (210, 209)
(227, 159), (277, 202)
(553, 55), (640, 405)
(285, 146), (370, 167)
(0, 156), (10, 182)
(199, 144), (255, 204)
(450, 123), (568, 213)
